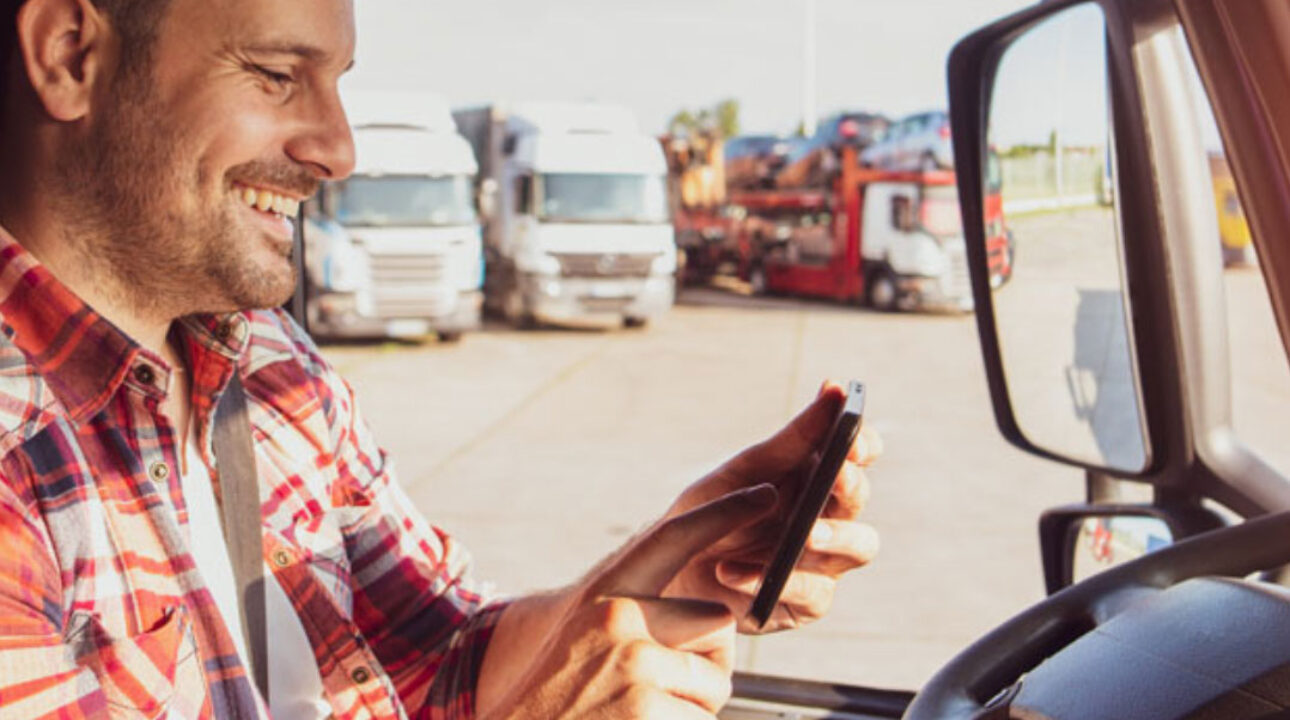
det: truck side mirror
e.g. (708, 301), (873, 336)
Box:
(478, 178), (499, 221)
(1037, 503), (1223, 595)
(891, 196), (915, 233)
(515, 175), (534, 216)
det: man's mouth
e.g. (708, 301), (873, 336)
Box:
(233, 182), (303, 219)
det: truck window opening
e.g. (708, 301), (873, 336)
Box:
(539, 173), (670, 225)
(335, 175), (478, 228)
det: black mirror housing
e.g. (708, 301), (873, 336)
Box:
(947, 0), (1185, 484)
(1039, 503), (1226, 595)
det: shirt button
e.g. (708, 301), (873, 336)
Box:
(149, 462), (169, 482)
(133, 365), (156, 386)
(216, 322), (233, 341)
(272, 549), (292, 568)
(350, 666), (371, 685)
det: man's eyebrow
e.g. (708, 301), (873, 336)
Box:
(243, 41), (355, 71)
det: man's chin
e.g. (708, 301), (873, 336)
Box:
(209, 256), (298, 314)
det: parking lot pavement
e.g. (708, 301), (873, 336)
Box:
(317, 254), (1290, 690)
(319, 288), (1074, 690)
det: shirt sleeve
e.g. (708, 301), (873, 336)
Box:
(285, 313), (510, 719)
(0, 480), (108, 719)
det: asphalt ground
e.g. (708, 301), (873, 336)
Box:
(318, 213), (1290, 690)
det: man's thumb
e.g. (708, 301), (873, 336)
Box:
(594, 484), (778, 597)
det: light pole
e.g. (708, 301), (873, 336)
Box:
(803, 0), (818, 136)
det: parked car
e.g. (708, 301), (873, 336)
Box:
(860, 109), (954, 172)
(774, 111), (890, 189)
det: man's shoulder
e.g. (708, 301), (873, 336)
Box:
(0, 331), (65, 459)
(238, 309), (351, 425)
(241, 308), (332, 377)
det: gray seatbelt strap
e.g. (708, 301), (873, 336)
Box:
(212, 372), (271, 703)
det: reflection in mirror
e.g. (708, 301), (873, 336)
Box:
(1070, 516), (1173, 584)
(985, 4), (1149, 472)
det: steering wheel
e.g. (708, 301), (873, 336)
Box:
(902, 509), (1290, 719)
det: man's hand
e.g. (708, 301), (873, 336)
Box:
(663, 381), (882, 633)
(481, 484), (778, 719)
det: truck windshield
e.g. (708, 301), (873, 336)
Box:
(920, 185), (963, 239)
(333, 175), (477, 227)
(539, 173), (670, 224)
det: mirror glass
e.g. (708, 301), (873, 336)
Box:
(1070, 515), (1173, 584)
(984, 4), (1149, 472)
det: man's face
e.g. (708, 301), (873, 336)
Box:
(63, 0), (356, 315)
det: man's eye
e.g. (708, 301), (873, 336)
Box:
(251, 65), (295, 87)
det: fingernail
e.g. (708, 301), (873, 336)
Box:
(811, 523), (833, 546)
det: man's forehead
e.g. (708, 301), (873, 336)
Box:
(165, 0), (356, 63)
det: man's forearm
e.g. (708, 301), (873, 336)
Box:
(474, 587), (578, 717)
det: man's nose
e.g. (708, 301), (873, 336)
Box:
(286, 90), (356, 181)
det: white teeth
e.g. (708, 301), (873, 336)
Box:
(235, 183), (299, 216)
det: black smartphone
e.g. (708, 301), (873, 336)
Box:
(748, 381), (865, 628)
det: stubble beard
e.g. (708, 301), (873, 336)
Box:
(55, 75), (299, 322)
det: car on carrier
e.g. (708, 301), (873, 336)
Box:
(860, 109), (954, 172)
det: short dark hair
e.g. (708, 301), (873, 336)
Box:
(2, 0), (169, 115)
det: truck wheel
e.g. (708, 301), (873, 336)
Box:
(749, 265), (768, 296)
(623, 316), (649, 329)
(867, 267), (900, 312)
(437, 330), (463, 343)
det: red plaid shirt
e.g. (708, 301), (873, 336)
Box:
(0, 228), (504, 719)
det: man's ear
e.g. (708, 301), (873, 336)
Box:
(14, 0), (111, 122)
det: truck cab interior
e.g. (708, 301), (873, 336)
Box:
(719, 0), (1290, 717)
(284, 0), (1290, 717)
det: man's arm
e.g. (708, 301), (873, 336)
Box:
(0, 482), (107, 719)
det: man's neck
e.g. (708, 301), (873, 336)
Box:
(1, 196), (179, 364)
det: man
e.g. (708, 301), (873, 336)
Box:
(0, 0), (881, 718)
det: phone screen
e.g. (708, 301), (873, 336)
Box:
(748, 381), (865, 628)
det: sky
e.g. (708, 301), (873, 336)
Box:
(347, 0), (1037, 136)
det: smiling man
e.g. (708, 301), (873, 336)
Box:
(0, 1), (880, 718)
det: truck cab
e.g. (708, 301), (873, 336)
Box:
(456, 103), (677, 329)
(305, 92), (484, 342)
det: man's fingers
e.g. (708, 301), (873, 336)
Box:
(635, 596), (736, 672)
(594, 484), (778, 597)
(850, 425), (883, 466)
(826, 463), (869, 520)
(724, 383), (847, 480)
(626, 641), (733, 714)
(803, 520), (881, 575)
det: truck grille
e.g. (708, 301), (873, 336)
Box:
(368, 253), (451, 318)
(553, 253), (660, 279)
(370, 253), (446, 284)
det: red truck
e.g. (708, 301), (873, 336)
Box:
(731, 146), (1014, 311)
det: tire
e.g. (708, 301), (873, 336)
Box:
(866, 266), (899, 312)
(437, 330), (462, 343)
(623, 316), (648, 329)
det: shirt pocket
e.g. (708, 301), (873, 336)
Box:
(66, 604), (207, 719)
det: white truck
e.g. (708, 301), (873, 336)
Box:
(305, 92), (484, 341)
(453, 102), (676, 328)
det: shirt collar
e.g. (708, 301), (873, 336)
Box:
(0, 227), (251, 427)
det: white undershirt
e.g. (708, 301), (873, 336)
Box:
(180, 434), (332, 719)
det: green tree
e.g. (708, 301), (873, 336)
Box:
(668, 109), (698, 137)
(715, 99), (741, 138)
